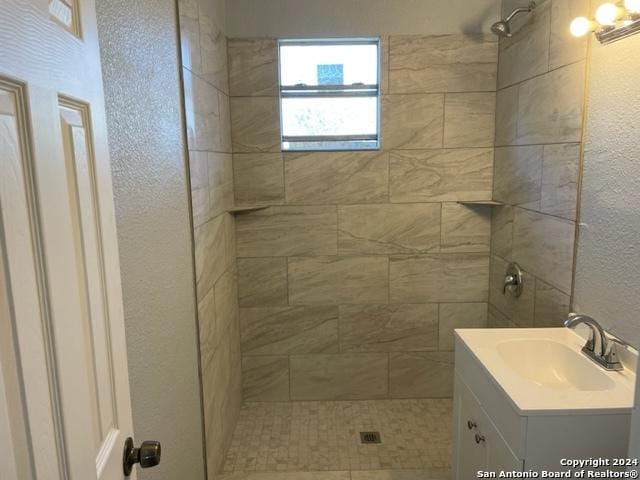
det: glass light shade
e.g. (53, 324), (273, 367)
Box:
(570, 16), (593, 37)
(625, 0), (640, 13)
(595, 3), (621, 25)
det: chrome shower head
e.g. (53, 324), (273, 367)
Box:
(491, 1), (537, 38)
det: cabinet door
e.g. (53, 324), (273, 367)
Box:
(479, 406), (523, 473)
(454, 375), (487, 479)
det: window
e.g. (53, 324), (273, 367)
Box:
(278, 38), (381, 151)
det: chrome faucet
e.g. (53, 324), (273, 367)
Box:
(564, 314), (625, 371)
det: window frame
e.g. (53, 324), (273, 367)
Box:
(277, 37), (382, 152)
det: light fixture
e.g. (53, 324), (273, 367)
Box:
(570, 16), (595, 37)
(570, 1), (640, 44)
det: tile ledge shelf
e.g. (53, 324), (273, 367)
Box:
(228, 205), (272, 214)
(456, 200), (505, 206)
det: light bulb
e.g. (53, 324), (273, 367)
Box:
(625, 0), (640, 13)
(570, 16), (593, 37)
(595, 2), (621, 25)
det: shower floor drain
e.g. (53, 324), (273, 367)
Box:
(360, 431), (382, 444)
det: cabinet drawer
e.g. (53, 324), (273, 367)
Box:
(455, 340), (527, 457)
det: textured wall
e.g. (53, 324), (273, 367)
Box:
(229, 35), (498, 401)
(488, 0), (588, 329)
(573, 34), (640, 349)
(178, 0), (242, 477)
(94, 1), (205, 479)
(226, 0), (501, 37)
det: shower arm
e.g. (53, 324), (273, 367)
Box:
(504, 2), (536, 23)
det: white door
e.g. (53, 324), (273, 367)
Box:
(0, 0), (141, 478)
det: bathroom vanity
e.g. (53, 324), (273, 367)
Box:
(453, 328), (637, 478)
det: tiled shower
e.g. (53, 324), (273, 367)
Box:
(178, 0), (588, 478)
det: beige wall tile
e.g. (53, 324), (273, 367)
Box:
(338, 203), (441, 255)
(493, 145), (543, 209)
(218, 91), (233, 152)
(189, 151), (210, 228)
(228, 38), (278, 96)
(541, 143), (579, 220)
(233, 153), (284, 206)
(490, 205), (514, 260)
(390, 254), (489, 303)
(214, 267), (239, 337)
(495, 85), (519, 146)
(438, 303), (488, 351)
(389, 34), (497, 93)
(488, 303), (517, 328)
(443, 92), (496, 148)
(488, 255), (535, 327)
(183, 69), (222, 151)
(200, 13), (229, 93)
(497, 1), (550, 88)
(549, 0), (589, 70)
(441, 203), (491, 253)
(198, 287), (217, 372)
(390, 149), (493, 202)
(242, 356), (290, 402)
(178, 0), (201, 73)
(339, 304), (438, 353)
(290, 354), (388, 400)
(231, 96), (281, 152)
(389, 352), (454, 398)
(236, 206), (337, 257)
(208, 152), (234, 217)
(194, 214), (230, 299)
(381, 94), (444, 149)
(237, 257), (288, 307)
(516, 61), (586, 145)
(285, 151), (389, 205)
(289, 256), (389, 305)
(534, 279), (571, 328)
(512, 208), (575, 293)
(241, 306), (338, 355)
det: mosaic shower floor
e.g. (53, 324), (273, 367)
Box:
(220, 399), (452, 480)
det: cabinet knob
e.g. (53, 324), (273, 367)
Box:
(475, 434), (486, 444)
(467, 420), (477, 430)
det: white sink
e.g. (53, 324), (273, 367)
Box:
(496, 338), (615, 391)
(455, 328), (637, 414)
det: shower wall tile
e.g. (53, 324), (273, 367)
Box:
(549, 0), (589, 70)
(497, 0), (550, 89)
(237, 257), (288, 307)
(534, 279), (571, 328)
(194, 213), (231, 299)
(236, 206), (337, 257)
(390, 149), (493, 202)
(178, 0), (201, 74)
(495, 84), (519, 146)
(241, 306), (338, 355)
(488, 255), (535, 328)
(389, 34), (497, 93)
(438, 303), (488, 351)
(440, 203), (491, 253)
(190, 151), (210, 228)
(389, 254), (489, 304)
(228, 38), (278, 96)
(541, 143), (580, 220)
(490, 205), (514, 261)
(338, 304), (439, 353)
(215, 267), (240, 337)
(199, 13), (229, 93)
(288, 256), (389, 305)
(290, 354), (389, 400)
(208, 152), (234, 217)
(242, 356), (290, 402)
(381, 94), (444, 149)
(380, 36), (390, 94)
(338, 203), (441, 255)
(488, 303), (517, 329)
(284, 151), (389, 205)
(389, 352), (454, 398)
(183, 69), (223, 151)
(443, 92), (496, 148)
(493, 145), (543, 209)
(233, 153), (284, 206)
(516, 60), (586, 145)
(512, 208), (575, 294)
(230, 96), (281, 152)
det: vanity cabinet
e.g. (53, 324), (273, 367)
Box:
(453, 331), (633, 480)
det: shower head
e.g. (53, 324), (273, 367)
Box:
(491, 1), (537, 38)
